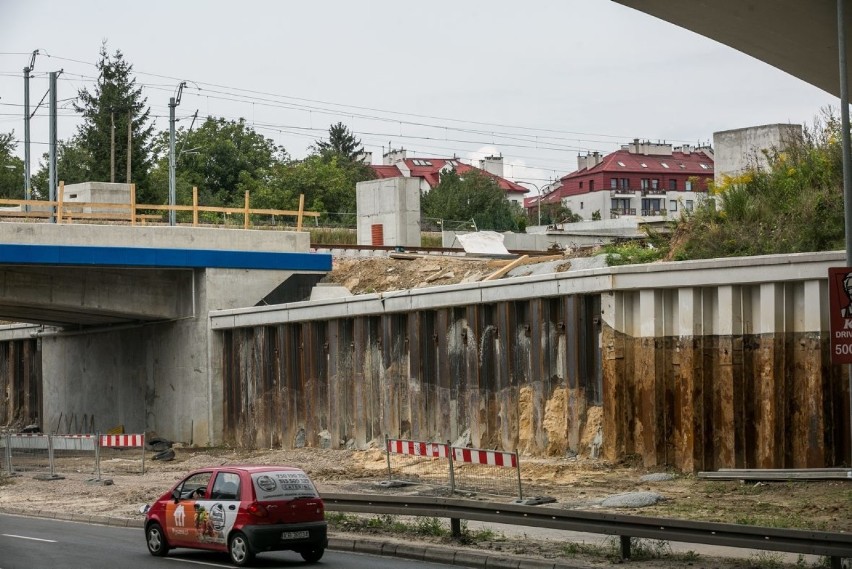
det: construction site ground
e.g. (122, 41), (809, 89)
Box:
(2, 252), (849, 567)
(1, 447), (849, 569)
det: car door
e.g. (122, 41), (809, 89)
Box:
(164, 471), (213, 548)
(193, 470), (243, 547)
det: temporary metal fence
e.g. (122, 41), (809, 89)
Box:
(5, 433), (51, 474)
(97, 434), (146, 476)
(1, 433), (145, 478)
(385, 437), (451, 488)
(386, 436), (523, 499)
(51, 435), (98, 477)
(450, 447), (522, 499)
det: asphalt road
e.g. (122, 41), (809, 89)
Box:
(0, 514), (455, 569)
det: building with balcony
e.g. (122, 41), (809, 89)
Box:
(531, 140), (714, 221)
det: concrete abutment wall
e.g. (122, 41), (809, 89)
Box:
(221, 296), (603, 455)
(213, 251), (851, 471)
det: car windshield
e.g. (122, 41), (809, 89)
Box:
(251, 470), (318, 501)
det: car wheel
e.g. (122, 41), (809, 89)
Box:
(300, 546), (324, 563)
(146, 522), (169, 557)
(228, 531), (255, 567)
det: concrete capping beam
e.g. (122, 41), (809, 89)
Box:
(210, 251), (844, 332)
(0, 323), (42, 341)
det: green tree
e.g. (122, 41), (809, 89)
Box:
(71, 43), (154, 191)
(148, 117), (285, 207)
(312, 122), (365, 163)
(255, 154), (359, 224)
(669, 110), (843, 260)
(0, 132), (25, 200)
(31, 135), (94, 199)
(421, 169), (519, 231)
(535, 203), (582, 226)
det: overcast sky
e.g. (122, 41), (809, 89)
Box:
(0, 0), (840, 190)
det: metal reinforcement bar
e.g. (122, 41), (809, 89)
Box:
(698, 468), (852, 481)
(321, 493), (852, 562)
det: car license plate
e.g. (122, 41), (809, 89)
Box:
(281, 530), (310, 540)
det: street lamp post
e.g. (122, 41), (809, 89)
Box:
(515, 180), (542, 226)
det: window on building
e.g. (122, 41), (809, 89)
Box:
(617, 161), (626, 167)
(589, 180), (595, 192)
(686, 200), (694, 211)
(651, 179), (659, 190)
(610, 178), (617, 189)
(620, 178), (629, 189)
(579, 181), (583, 189)
(661, 162), (669, 169)
(640, 162), (648, 168)
(700, 164), (710, 170)
(669, 200), (677, 212)
(640, 179), (649, 189)
(685, 180), (693, 192)
(580, 201), (584, 209)
(668, 179), (677, 191)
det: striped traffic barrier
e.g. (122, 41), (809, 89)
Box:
(385, 436), (452, 488)
(451, 447), (518, 468)
(450, 445), (523, 500)
(97, 433), (146, 477)
(387, 438), (449, 458)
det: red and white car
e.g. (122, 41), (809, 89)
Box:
(145, 465), (327, 566)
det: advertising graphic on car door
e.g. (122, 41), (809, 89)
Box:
(166, 471), (240, 547)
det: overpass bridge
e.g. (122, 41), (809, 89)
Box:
(0, 222), (331, 444)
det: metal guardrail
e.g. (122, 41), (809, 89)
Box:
(698, 468), (852, 481)
(322, 493), (852, 564)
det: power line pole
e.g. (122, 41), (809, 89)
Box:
(837, 0), (852, 469)
(168, 81), (186, 226)
(126, 110), (132, 183)
(23, 50), (38, 210)
(110, 111), (116, 183)
(48, 71), (57, 223)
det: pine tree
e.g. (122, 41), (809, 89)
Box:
(311, 122), (365, 163)
(72, 42), (154, 193)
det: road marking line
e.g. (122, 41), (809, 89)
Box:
(165, 558), (231, 567)
(1, 534), (57, 543)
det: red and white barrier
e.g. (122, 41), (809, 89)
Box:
(100, 434), (144, 448)
(387, 438), (448, 458)
(452, 447), (518, 468)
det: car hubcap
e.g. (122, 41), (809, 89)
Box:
(148, 529), (161, 551)
(232, 538), (246, 561)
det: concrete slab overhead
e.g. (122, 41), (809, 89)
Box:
(612, 0), (849, 97)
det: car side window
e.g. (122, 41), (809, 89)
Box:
(177, 472), (212, 500)
(210, 472), (241, 500)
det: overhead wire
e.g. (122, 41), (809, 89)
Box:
(0, 50), (692, 177)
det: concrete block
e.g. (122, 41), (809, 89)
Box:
(423, 548), (456, 565)
(353, 540), (385, 556)
(328, 537), (355, 551)
(452, 550), (489, 568)
(394, 544), (426, 560)
(484, 556), (520, 568)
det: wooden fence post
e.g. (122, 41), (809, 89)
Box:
(297, 194), (305, 232)
(57, 180), (64, 223)
(193, 187), (198, 226)
(130, 183), (136, 226)
(244, 190), (250, 229)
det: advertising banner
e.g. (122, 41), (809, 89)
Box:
(828, 267), (852, 364)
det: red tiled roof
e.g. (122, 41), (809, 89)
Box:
(371, 165), (403, 179)
(562, 149), (713, 180)
(524, 148), (715, 208)
(370, 159), (529, 194)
